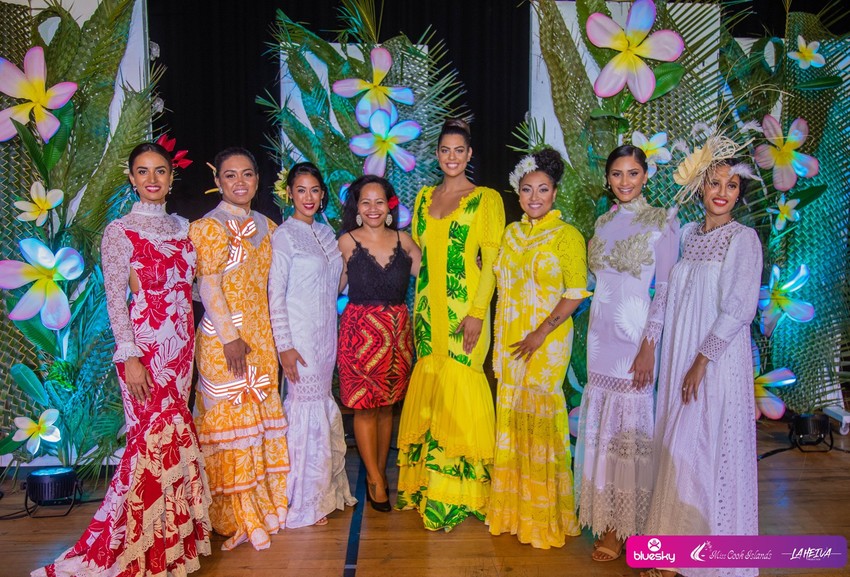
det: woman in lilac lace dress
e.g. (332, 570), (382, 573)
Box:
(642, 158), (761, 577)
(574, 145), (679, 562)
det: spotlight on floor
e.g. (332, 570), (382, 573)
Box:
(24, 467), (82, 517)
(789, 413), (833, 452)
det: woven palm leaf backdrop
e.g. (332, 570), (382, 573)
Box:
(0, 0), (155, 483)
(259, 0), (468, 227)
(529, 0), (848, 416)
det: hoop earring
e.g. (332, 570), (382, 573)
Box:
(385, 213), (393, 226)
(356, 214), (363, 226)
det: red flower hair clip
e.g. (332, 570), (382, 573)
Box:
(156, 133), (193, 169)
(388, 196), (399, 210)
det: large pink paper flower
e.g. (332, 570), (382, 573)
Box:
(332, 46), (415, 128)
(754, 115), (819, 192)
(0, 238), (84, 330)
(758, 264), (814, 338)
(349, 110), (421, 177)
(0, 46), (77, 142)
(754, 368), (794, 420)
(586, 0), (684, 103)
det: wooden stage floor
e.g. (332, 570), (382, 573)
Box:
(2, 419), (848, 577)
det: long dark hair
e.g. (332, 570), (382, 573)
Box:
(340, 175), (399, 234)
(287, 161), (329, 212)
(128, 142), (173, 173)
(214, 146), (258, 173)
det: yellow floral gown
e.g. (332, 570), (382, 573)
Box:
(396, 185), (505, 531)
(487, 210), (589, 548)
(189, 202), (289, 551)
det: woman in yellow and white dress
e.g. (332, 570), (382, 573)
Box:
(487, 148), (589, 548)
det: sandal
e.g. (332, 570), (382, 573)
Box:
(592, 544), (623, 562)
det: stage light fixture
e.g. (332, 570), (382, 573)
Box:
(24, 467), (82, 517)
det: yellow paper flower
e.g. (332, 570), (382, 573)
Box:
(14, 181), (63, 226)
(673, 144), (711, 187)
(13, 408), (61, 454)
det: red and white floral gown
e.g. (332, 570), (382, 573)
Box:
(33, 201), (212, 577)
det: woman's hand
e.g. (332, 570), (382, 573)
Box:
(279, 348), (307, 383)
(681, 354), (709, 404)
(509, 328), (546, 362)
(123, 356), (152, 403)
(629, 339), (656, 389)
(456, 316), (483, 355)
(223, 338), (252, 377)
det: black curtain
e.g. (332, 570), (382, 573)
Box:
(148, 0), (529, 223)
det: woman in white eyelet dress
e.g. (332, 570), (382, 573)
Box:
(643, 160), (761, 577)
(269, 162), (356, 528)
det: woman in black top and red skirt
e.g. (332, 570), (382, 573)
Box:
(338, 175), (421, 511)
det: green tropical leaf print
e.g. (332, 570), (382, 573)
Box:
(442, 465), (461, 477)
(481, 466), (492, 482)
(447, 308), (462, 341)
(449, 351), (471, 366)
(412, 491), (424, 507)
(416, 295), (430, 313)
(425, 463), (441, 472)
(445, 506), (471, 527)
(408, 442), (422, 463)
(396, 491), (409, 509)
(417, 247), (429, 291)
(446, 244), (466, 279)
(461, 459), (476, 480)
(423, 500), (448, 529)
(416, 196), (428, 237)
(448, 220), (470, 246)
(470, 509), (486, 522)
(463, 193), (482, 214)
(446, 276), (468, 302)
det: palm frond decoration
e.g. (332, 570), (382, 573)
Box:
(0, 1), (156, 485)
(532, 0), (850, 415)
(260, 0), (468, 227)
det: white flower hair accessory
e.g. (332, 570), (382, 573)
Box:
(509, 155), (538, 193)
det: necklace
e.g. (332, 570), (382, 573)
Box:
(698, 218), (735, 235)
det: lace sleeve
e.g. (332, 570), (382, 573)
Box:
(101, 221), (141, 362)
(698, 227), (763, 361)
(269, 226), (295, 352)
(643, 214), (681, 344)
(189, 218), (240, 344)
(555, 224), (591, 300)
(468, 188), (505, 319)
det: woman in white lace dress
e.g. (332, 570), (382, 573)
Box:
(269, 162), (356, 528)
(574, 145), (679, 562)
(642, 157), (762, 577)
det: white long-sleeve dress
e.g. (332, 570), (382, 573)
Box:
(645, 221), (761, 577)
(268, 217), (356, 528)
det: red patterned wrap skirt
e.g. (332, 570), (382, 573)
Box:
(338, 302), (413, 409)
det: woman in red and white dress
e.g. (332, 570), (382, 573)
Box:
(34, 142), (211, 577)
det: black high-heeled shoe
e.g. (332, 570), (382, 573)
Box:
(366, 481), (391, 512)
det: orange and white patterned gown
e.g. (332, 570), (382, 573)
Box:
(190, 201), (289, 551)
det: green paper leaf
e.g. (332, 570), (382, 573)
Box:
(10, 364), (50, 408)
(790, 184), (827, 210)
(590, 108), (630, 134)
(43, 101), (75, 173)
(7, 296), (61, 358)
(12, 119), (49, 186)
(0, 434), (26, 456)
(648, 63), (685, 102)
(793, 76), (842, 92)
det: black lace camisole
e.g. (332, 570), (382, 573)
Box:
(346, 231), (412, 306)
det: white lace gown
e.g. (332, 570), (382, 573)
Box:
(645, 221), (761, 577)
(574, 197), (679, 540)
(269, 218), (356, 528)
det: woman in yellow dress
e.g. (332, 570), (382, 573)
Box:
(189, 147), (289, 551)
(486, 148), (589, 548)
(396, 118), (505, 530)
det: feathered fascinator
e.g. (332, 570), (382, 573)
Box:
(672, 125), (760, 203)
